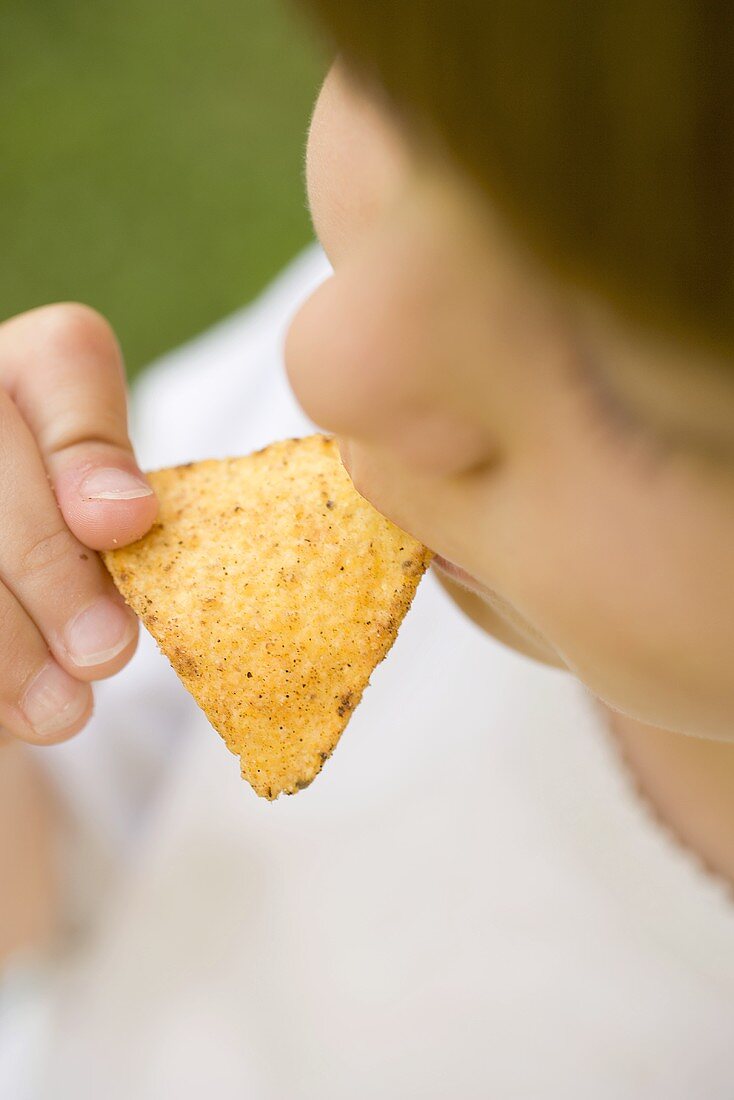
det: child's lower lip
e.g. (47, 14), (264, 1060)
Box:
(432, 555), (486, 596)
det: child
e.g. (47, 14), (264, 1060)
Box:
(1, 4), (733, 1097)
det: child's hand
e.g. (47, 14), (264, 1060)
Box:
(0, 304), (157, 745)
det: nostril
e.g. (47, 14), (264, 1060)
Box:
(386, 412), (497, 479)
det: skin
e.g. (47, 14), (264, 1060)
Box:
(1, 57), (733, 955)
(285, 63), (734, 877)
(0, 305), (158, 959)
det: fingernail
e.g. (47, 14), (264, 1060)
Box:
(21, 662), (89, 738)
(80, 468), (153, 501)
(64, 597), (137, 667)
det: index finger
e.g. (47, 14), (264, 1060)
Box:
(0, 303), (158, 551)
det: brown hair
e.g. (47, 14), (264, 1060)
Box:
(299, 0), (734, 360)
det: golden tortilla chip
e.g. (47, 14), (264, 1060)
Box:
(103, 435), (431, 799)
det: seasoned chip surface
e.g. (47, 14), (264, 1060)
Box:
(103, 435), (430, 799)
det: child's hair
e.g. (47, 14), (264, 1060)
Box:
(300, 0), (734, 361)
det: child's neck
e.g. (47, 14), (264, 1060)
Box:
(605, 706), (734, 892)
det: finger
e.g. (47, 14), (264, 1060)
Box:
(0, 390), (138, 680)
(0, 303), (157, 551)
(0, 579), (92, 745)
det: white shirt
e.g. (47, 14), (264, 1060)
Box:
(3, 247), (734, 1099)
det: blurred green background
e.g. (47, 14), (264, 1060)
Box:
(0, 0), (325, 378)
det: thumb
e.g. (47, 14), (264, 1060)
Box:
(0, 303), (158, 551)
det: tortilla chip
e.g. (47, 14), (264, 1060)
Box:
(103, 435), (431, 799)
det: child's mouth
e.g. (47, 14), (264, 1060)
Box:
(432, 555), (487, 597)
